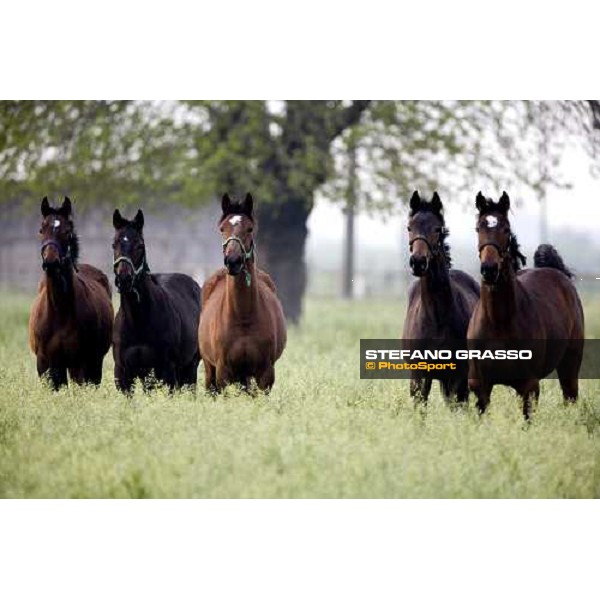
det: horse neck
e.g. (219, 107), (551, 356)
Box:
(45, 266), (76, 313)
(225, 262), (259, 321)
(419, 256), (453, 319)
(480, 264), (518, 327)
(119, 274), (153, 321)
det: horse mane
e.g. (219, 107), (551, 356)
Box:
(69, 230), (80, 266)
(508, 233), (527, 271)
(410, 203), (452, 269)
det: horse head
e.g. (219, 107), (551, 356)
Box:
(407, 191), (450, 277)
(39, 196), (78, 273)
(475, 191), (525, 284)
(112, 208), (147, 294)
(219, 193), (256, 282)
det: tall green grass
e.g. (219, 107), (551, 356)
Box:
(0, 293), (598, 498)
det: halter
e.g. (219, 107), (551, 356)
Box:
(40, 239), (77, 271)
(113, 252), (148, 301)
(478, 241), (509, 260)
(222, 235), (255, 287)
(409, 233), (445, 257)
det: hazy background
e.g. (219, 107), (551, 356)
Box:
(1, 101), (599, 314)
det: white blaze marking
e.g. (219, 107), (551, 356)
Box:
(229, 215), (242, 226)
(53, 219), (60, 228)
(123, 236), (129, 242)
(485, 216), (498, 228)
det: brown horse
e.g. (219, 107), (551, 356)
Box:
(29, 197), (113, 389)
(199, 193), (287, 392)
(467, 192), (584, 419)
(403, 191), (480, 404)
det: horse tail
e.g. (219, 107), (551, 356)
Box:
(533, 244), (573, 279)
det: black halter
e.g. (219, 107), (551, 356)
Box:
(478, 241), (509, 259)
(409, 234), (444, 257)
(40, 239), (77, 271)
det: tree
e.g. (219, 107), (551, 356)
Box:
(1, 100), (599, 323)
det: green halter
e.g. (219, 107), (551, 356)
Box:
(113, 254), (149, 301)
(222, 235), (255, 287)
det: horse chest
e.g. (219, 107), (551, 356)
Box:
(43, 323), (79, 358)
(225, 334), (267, 369)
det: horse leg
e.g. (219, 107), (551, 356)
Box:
(179, 354), (199, 390)
(410, 377), (432, 405)
(215, 362), (232, 392)
(37, 355), (66, 390)
(257, 365), (275, 393)
(203, 361), (217, 394)
(154, 359), (178, 392)
(515, 379), (540, 421)
(469, 377), (492, 415)
(36, 355), (49, 379)
(83, 357), (104, 386)
(455, 379), (470, 404)
(115, 363), (134, 396)
(556, 352), (581, 404)
(68, 366), (86, 386)
(48, 366), (68, 390)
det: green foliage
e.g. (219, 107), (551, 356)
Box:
(0, 100), (598, 212)
(0, 101), (188, 207)
(0, 292), (598, 498)
(324, 100), (600, 213)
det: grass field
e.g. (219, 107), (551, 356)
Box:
(0, 291), (599, 498)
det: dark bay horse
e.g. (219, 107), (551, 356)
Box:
(403, 191), (480, 404)
(29, 197), (113, 389)
(467, 192), (584, 419)
(112, 209), (201, 393)
(199, 193), (287, 393)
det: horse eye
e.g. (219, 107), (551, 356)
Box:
(435, 227), (442, 233)
(248, 227), (254, 233)
(112, 243), (116, 249)
(407, 226), (411, 232)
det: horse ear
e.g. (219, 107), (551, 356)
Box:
(41, 196), (50, 217)
(133, 209), (144, 230)
(222, 193), (232, 215)
(431, 191), (443, 214)
(476, 191), (487, 212)
(113, 209), (124, 229)
(61, 196), (72, 216)
(498, 191), (510, 214)
(243, 193), (254, 218)
(409, 191), (421, 213)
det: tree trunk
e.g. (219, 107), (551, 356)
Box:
(256, 197), (310, 325)
(341, 139), (357, 299)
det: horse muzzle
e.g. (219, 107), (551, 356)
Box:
(409, 254), (429, 277)
(42, 258), (61, 273)
(224, 254), (244, 276)
(481, 262), (500, 284)
(115, 273), (134, 293)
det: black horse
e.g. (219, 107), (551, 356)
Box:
(112, 209), (202, 393)
(402, 191), (480, 404)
